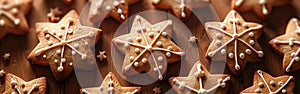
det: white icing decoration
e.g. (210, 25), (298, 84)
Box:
(156, 41), (162, 46)
(158, 56), (164, 62)
(246, 49), (252, 54)
(258, 82), (264, 87)
(142, 58), (147, 63)
(134, 48), (140, 53)
(0, 3), (20, 26)
(173, 64), (230, 93)
(179, 0), (186, 17)
(259, 0), (268, 15)
(270, 80), (275, 86)
(255, 88), (261, 93)
(10, 78), (40, 94)
(134, 62), (139, 67)
(257, 70), (293, 93)
(216, 33), (222, 39)
(249, 32), (254, 37)
(221, 49), (226, 55)
(234, 0), (243, 7)
(206, 11), (263, 71)
(43, 55), (47, 58)
(239, 53), (245, 59)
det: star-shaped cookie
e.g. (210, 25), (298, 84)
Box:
(0, 0), (32, 40)
(232, 0), (290, 19)
(269, 18), (300, 73)
(205, 10), (264, 75)
(80, 72), (141, 94)
(97, 51), (107, 61)
(89, 0), (140, 23)
(241, 70), (294, 94)
(169, 62), (231, 94)
(3, 73), (47, 94)
(27, 10), (102, 81)
(112, 15), (185, 80)
(152, 0), (209, 19)
(47, 7), (62, 22)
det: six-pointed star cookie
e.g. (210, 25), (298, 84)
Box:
(152, 0), (209, 19)
(232, 0), (290, 19)
(27, 10), (102, 81)
(3, 73), (47, 94)
(112, 15), (185, 80)
(0, 0), (32, 40)
(241, 70), (294, 94)
(169, 62), (231, 94)
(80, 72), (141, 94)
(269, 18), (300, 73)
(205, 10), (264, 75)
(89, 0), (140, 23)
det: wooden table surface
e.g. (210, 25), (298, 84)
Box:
(0, 0), (299, 94)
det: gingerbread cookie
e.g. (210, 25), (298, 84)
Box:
(3, 73), (47, 94)
(47, 7), (62, 22)
(89, 0), (140, 23)
(0, 0), (32, 40)
(80, 72), (141, 94)
(241, 70), (294, 94)
(169, 62), (231, 94)
(205, 10), (264, 75)
(112, 15), (185, 80)
(232, 0), (290, 19)
(152, 0), (209, 19)
(27, 10), (102, 81)
(269, 18), (300, 73)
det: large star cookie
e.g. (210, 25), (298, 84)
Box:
(80, 72), (141, 94)
(241, 70), (294, 94)
(112, 15), (185, 80)
(232, 0), (290, 19)
(89, 0), (140, 23)
(269, 18), (300, 73)
(205, 10), (264, 75)
(152, 0), (209, 19)
(169, 62), (231, 94)
(3, 73), (47, 94)
(27, 10), (102, 81)
(0, 0), (32, 39)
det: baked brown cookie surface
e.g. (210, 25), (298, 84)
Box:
(169, 62), (231, 94)
(80, 72), (141, 94)
(27, 10), (102, 81)
(205, 10), (264, 75)
(240, 70), (294, 94)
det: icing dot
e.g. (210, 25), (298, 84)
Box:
(81, 54), (87, 60)
(134, 48), (140, 53)
(162, 32), (167, 37)
(166, 52), (171, 57)
(249, 40), (255, 45)
(69, 62), (73, 66)
(106, 6), (112, 10)
(199, 89), (207, 94)
(74, 43), (79, 48)
(270, 80), (275, 86)
(134, 62), (139, 67)
(167, 46), (173, 51)
(57, 66), (64, 72)
(156, 41), (162, 47)
(43, 55), (47, 58)
(14, 19), (20, 25)
(148, 32), (154, 38)
(89, 32), (95, 37)
(157, 56), (164, 62)
(12, 8), (18, 14)
(246, 49), (252, 54)
(71, 51), (76, 55)
(181, 12), (186, 18)
(113, 1), (119, 6)
(291, 52), (296, 57)
(136, 37), (142, 42)
(259, 0), (266, 4)
(228, 53), (234, 58)
(278, 82), (283, 86)
(295, 57), (300, 61)
(249, 32), (254, 37)
(208, 52), (214, 57)
(56, 50), (61, 54)
(255, 88), (261, 93)
(258, 82), (264, 87)
(296, 29), (300, 34)
(158, 75), (163, 80)
(84, 41), (89, 45)
(54, 59), (58, 63)
(142, 58), (147, 63)
(282, 89), (287, 93)
(47, 41), (53, 46)
(239, 53), (245, 59)
(158, 65), (163, 69)
(153, 0), (160, 4)
(221, 49), (226, 55)
(235, 65), (240, 70)
(120, 0), (125, 3)
(124, 43), (130, 48)
(243, 23), (248, 28)
(129, 56), (134, 61)
(216, 33), (222, 39)
(61, 58), (66, 63)
(153, 67), (158, 71)
(220, 83), (226, 88)
(257, 51), (264, 57)
(0, 19), (5, 26)
(67, 17), (73, 23)
(216, 40), (221, 46)
(220, 23), (226, 30)
(117, 8), (122, 14)
(289, 38), (295, 46)
(127, 37), (133, 42)
(179, 3), (185, 8)
(45, 34), (50, 39)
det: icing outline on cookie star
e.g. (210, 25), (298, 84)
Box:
(172, 63), (230, 93)
(34, 18), (95, 72)
(92, 0), (126, 20)
(234, 0), (268, 15)
(206, 11), (263, 70)
(0, 0), (21, 26)
(10, 78), (42, 94)
(255, 70), (293, 93)
(113, 17), (185, 80)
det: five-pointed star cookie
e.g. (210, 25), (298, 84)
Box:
(205, 10), (264, 75)
(152, 0), (209, 19)
(89, 0), (140, 23)
(0, 0), (32, 40)
(47, 7), (63, 22)
(232, 0), (290, 19)
(80, 72), (141, 94)
(169, 62), (231, 94)
(269, 18), (300, 73)
(3, 73), (47, 94)
(97, 51), (107, 61)
(112, 15), (185, 80)
(240, 70), (294, 94)
(27, 10), (102, 81)
(153, 87), (161, 94)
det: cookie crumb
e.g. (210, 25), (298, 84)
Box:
(2, 53), (10, 61)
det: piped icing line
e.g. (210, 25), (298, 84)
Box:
(0, 1), (20, 26)
(234, 0), (244, 7)
(10, 78), (41, 94)
(114, 0), (126, 20)
(259, 0), (268, 15)
(179, 0), (186, 17)
(206, 25), (233, 37)
(257, 70), (293, 93)
(286, 48), (300, 72)
(172, 63), (230, 93)
(108, 74), (114, 94)
(231, 11), (241, 70)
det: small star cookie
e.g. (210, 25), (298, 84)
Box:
(2, 53), (10, 61)
(169, 62), (231, 94)
(153, 87), (161, 94)
(112, 15), (185, 80)
(97, 51), (107, 61)
(0, 0), (32, 39)
(89, 0), (140, 23)
(152, 0), (209, 19)
(232, 0), (290, 19)
(27, 10), (102, 81)
(269, 18), (300, 73)
(47, 7), (63, 22)
(3, 73), (47, 94)
(205, 10), (264, 75)
(241, 70), (294, 94)
(80, 72), (141, 94)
